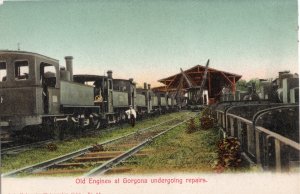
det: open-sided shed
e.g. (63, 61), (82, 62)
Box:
(156, 64), (242, 104)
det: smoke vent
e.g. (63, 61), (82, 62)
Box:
(65, 56), (73, 81)
(107, 70), (113, 79)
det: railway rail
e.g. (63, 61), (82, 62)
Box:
(0, 124), (123, 155)
(1, 140), (53, 155)
(2, 112), (196, 177)
(1, 112), (180, 156)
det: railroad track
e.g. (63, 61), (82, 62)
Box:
(1, 140), (53, 155)
(0, 124), (130, 156)
(1, 112), (183, 156)
(2, 112), (196, 177)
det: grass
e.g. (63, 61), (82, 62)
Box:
(0, 111), (187, 173)
(119, 122), (221, 174)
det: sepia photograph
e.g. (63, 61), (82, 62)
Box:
(0, 0), (299, 193)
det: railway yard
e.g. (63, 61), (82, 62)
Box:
(0, 50), (299, 177)
(1, 111), (224, 177)
(0, 2), (299, 194)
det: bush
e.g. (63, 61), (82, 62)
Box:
(200, 116), (214, 130)
(90, 144), (105, 152)
(214, 137), (242, 172)
(46, 143), (58, 151)
(185, 118), (197, 134)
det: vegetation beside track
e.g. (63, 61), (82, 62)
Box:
(118, 121), (220, 173)
(1, 112), (187, 173)
(117, 109), (252, 174)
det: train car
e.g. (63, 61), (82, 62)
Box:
(112, 77), (136, 121)
(152, 91), (168, 114)
(74, 71), (137, 125)
(73, 73), (113, 125)
(166, 92), (179, 112)
(0, 50), (182, 142)
(136, 83), (152, 118)
(220, 71), (299, 104)
(0, 50), (100, 140)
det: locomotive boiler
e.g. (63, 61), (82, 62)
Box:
(0, 50), (179, 141)
(0, 50), (100, 140)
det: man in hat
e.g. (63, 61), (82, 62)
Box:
(125, 105), (137, 127)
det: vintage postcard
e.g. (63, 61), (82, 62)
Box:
(0, 0), (299, 194)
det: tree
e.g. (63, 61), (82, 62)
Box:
(236, 78), (260, 92)
(236, 79), (247, 91)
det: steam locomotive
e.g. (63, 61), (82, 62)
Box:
(0, 50), (179, 141)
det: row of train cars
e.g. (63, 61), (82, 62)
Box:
(0, 50), (181, 141)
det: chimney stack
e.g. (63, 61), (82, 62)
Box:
(107, 70), (113, 79)
(65, 56), (73, 81)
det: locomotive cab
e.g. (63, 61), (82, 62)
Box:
(0, 51), (60, 132)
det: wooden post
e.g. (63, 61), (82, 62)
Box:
(230, 117), (234, 136)
(222, 113), (225, 129)
(232, 77), (236, 93)
(274, 139), (282, 172)
(247, 124), (251, 153)
(208, 71), (211, 96)
(237, 120), (242, 141)
(255, 130), (261, 164)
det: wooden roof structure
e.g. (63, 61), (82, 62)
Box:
(156, 64), (242, 101)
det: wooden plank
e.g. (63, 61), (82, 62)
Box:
(54, 163), (85, 168)
(105, 167), (132, 174)
(232, 77), (236, 93)
(220, 72), (233, 85)
(237, 120), (242, 141)
(35, 169), (87, 175)
(74, 156), (116, 161)
(230, 117), (234, 136)
(246, 124), (251, 153)
(275, 139), (282, 172)
(86, 151), (124, 157)
(208, 72), (211, 96)
(75, 153), (149, 162)
(255, 130), (261, 164)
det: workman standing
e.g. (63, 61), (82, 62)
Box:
(125, 105), (137, 127)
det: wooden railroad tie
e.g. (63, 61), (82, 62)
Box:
(35, 169), (88, 175)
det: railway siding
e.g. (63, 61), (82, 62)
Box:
(1, 112), (186, 173)
(109, 120), (221, 174)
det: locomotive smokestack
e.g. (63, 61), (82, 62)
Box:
(129, 78), (134, 83)
(65, 56), (73, 81)
(148, 84), (151, 90)
(107, 70), (113, 79)
(144, 82), (147, 89)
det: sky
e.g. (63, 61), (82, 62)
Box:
(0, 0), (298, 87)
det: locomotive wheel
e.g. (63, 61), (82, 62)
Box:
(15, 126), (46, 143)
